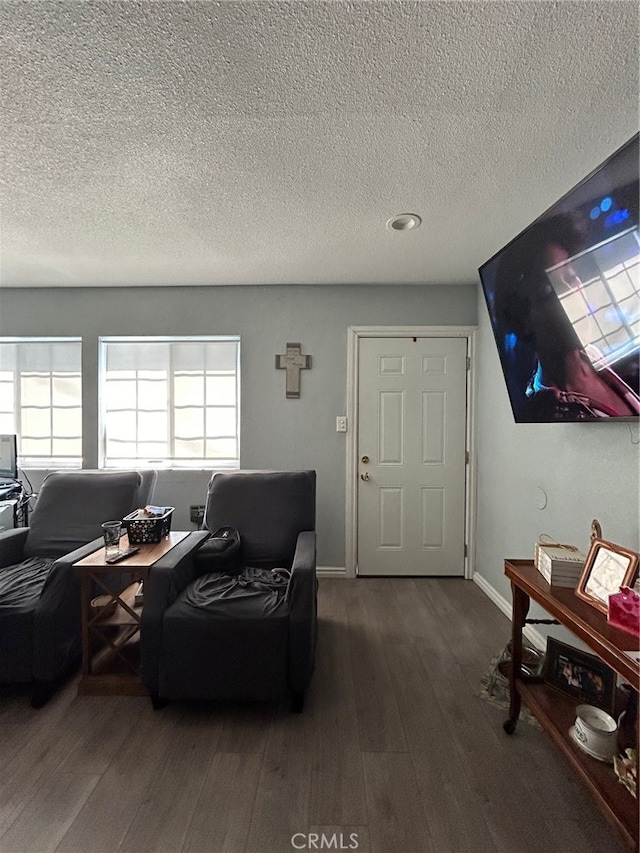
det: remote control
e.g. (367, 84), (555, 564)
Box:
(105, 547), (140, 564)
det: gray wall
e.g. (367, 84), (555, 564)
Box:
(0, 283), (477, 567)
(475, 289), (640, 622)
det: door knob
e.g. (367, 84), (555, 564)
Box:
(361, 472), (370, 481)
(361, 455), (369, 463)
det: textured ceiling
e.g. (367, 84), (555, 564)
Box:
(1, 0), (638, 288)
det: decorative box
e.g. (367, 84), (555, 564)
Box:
(608, 588), (640, 638)
(123, 507), (174, 544)
(534, 541), (585, 588)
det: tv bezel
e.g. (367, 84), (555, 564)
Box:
(478, 132), (640, 424)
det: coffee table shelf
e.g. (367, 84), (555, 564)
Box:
(519, 679), (637, 846)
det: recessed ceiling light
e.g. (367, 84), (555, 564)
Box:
(386, 213), (422, 231)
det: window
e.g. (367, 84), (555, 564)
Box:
(100, 337), (240, 469)
(0, 338), (82, 468)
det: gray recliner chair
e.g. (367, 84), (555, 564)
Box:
(141, 470), (317, 711)
(78, 468), (158, 508)
(136, 468), (158, 507)
(0, 469), (151, 705)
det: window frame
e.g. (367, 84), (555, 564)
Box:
(98, 336), (241, 471)
(0, 336), (83, 469)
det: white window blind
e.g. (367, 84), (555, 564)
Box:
(0, 338), (82, 468)
(100, 337), (240, 469)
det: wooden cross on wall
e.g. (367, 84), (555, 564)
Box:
(275, 342), (312, 398)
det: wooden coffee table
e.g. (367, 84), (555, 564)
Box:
(74, 531), (192, 696)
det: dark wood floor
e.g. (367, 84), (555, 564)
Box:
(0, 577), (627, 853)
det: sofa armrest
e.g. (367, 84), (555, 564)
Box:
(141, 530), (210, 697)
(286, 530), (317, 693)
(32, 536), (105, 682)
(0, 527), (29, 569)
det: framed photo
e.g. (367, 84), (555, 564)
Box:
(575, 538), (639, 615)
(545, 637), (616, 713)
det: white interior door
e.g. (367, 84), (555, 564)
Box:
(356, 336), (468, 576)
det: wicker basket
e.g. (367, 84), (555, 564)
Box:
(123, 507), (174, 544)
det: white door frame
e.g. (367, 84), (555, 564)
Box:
(346, 325), (478, 579)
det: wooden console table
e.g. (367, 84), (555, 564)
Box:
(504, 558), (639, 852)
(74, 531), (192, 696)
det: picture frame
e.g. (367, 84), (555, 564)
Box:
(545, 637), (616, 713)
(575, 538), (639, 615)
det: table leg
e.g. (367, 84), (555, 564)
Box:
(80, 574), (91, 679)
(503, 581), (530, 735)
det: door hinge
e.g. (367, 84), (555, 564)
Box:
(466, 356), (471, 370)
(465, 450), (470, 464)
(464, 543), (468, 558)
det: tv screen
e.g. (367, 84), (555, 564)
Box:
(0, 434), (18, 481)
(479, 133), (639, 422)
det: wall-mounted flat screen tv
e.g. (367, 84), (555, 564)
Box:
(479, 133), (639, 422)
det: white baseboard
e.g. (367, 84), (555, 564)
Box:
(317, 566), (347, 577)
(473, 571), (545, 651)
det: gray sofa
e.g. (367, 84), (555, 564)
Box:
(141, 470), (317, 711)
(0, 469), (156, 705)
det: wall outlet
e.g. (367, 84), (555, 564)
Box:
(190, 504), (205, 524)
(336, 416), (347, 432)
